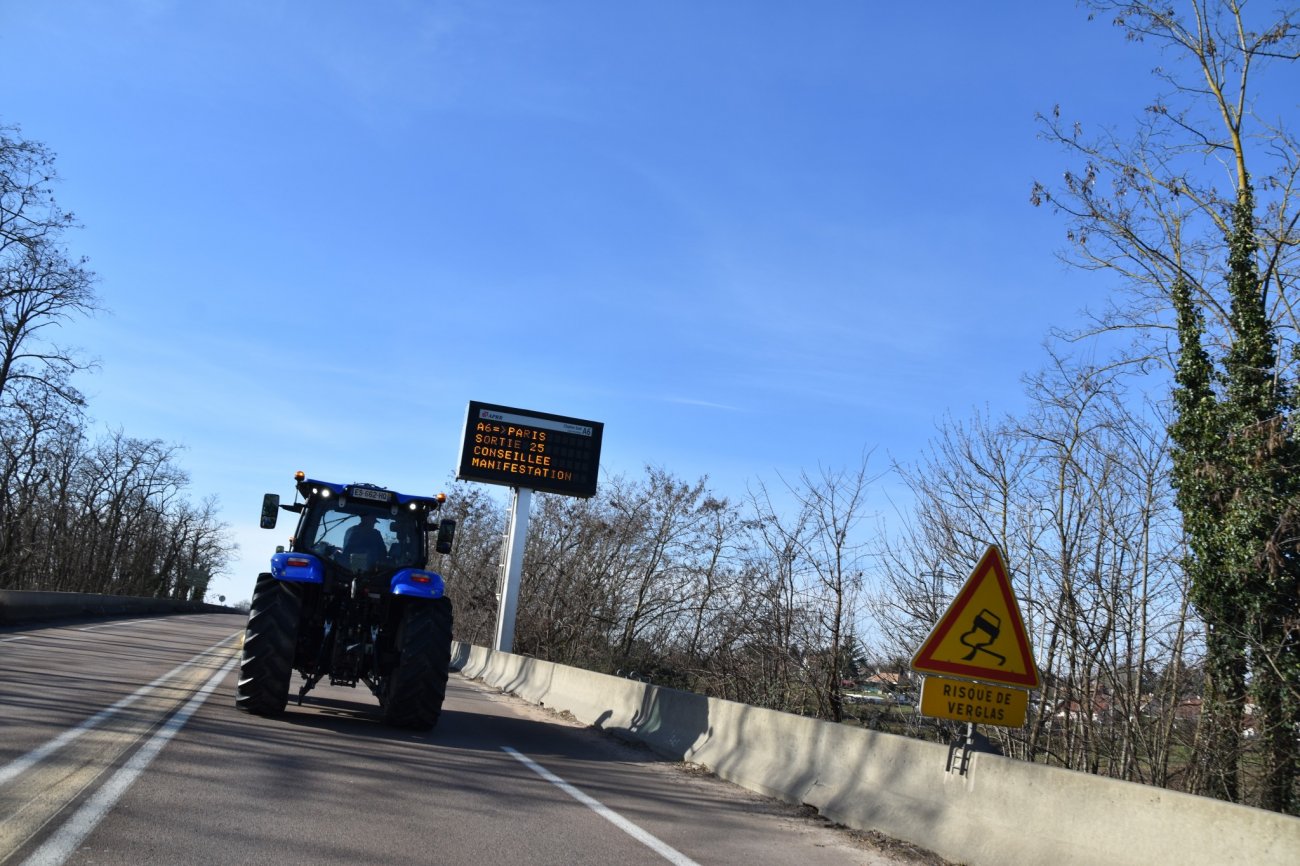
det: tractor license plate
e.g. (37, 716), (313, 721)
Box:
(350, 487), (391, 502)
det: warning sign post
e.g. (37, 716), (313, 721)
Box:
(910, 545), (1040, 689)
(911, 545), (1038, 740)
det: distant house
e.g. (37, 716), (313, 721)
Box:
(1174, 697), (1203, 722)
(1051, 691), (1114, 724)
(843, 671), (916, 706)
(864, 671), (913, 692)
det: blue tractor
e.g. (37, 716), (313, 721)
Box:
(235, 472), (457, 729)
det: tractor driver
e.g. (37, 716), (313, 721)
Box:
(342, 514), (387, 565)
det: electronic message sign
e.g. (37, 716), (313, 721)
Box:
(457, 401), (603, 498)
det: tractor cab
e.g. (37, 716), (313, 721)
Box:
(259, 473), (456, 579)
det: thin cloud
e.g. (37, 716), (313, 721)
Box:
(658, 395), (746, 412)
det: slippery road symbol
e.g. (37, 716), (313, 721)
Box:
(959, 609), (1007, 666)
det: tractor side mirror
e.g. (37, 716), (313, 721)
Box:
(435, 518), (456, 555)
(260, 494), (280, 529)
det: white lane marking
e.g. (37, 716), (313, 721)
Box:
(78, 619), (153, 632)
(0, 636), (29, 643)
(0, 632), (241, 786)
(502, 746), (701, 866)
(19, 655), (239, 866)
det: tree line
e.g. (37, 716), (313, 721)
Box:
(444, 462), (874, 726)
(0, 124), (231, 601)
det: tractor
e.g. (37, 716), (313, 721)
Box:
(235, 472), (456, 729)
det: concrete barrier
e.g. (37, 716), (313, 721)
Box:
(0, 590), (232, 625)
(453, 642), (1300, 866)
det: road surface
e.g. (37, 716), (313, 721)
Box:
(0, 613), (937, 865)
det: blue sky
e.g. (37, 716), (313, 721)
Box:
(2, 2), (1157, 603)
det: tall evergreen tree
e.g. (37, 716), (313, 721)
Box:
(1217, 187), (1300, 813)
(1169, 273), (1244, 802)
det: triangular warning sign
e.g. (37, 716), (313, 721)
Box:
(910, 545), (1040, 688)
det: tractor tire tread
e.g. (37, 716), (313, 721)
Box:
(382, 597), (453, 730)
(234, 573), (301, 716)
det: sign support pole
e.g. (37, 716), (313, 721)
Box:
(493, 486), (533, 654)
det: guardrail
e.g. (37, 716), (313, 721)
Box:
(0, 590), (233, 625)
(452, 641), (1300, 866)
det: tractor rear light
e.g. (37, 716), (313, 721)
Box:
(286, 557), (312, 568)
(411, 573), (432, 584)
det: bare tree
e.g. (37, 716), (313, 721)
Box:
(748, 455), (878, 722)
(0, 125), (98, 411)
(442, 482), (508, 646)
(0, 125), (229, 602)
(871, 356), (1191, 778)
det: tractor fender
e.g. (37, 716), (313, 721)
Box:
(269, 551), (325, 583)
(390, 568), (445, 599)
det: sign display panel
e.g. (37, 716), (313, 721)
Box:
(457, 401), (603, 498)
(919, 674), (1029, 728)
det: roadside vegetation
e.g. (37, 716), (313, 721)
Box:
(0, 123), (232, 602)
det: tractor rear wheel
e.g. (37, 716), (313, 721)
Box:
(382, 597), (453, 730)
(235, 573), (301, 716)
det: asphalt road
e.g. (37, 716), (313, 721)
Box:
(0, 613), (927, 866)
